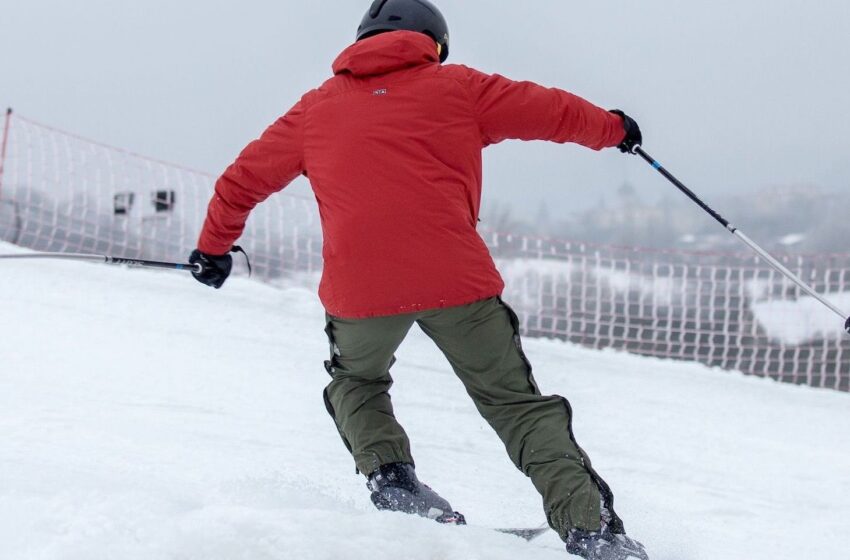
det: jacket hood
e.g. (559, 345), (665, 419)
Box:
(332, 31), (439, 77)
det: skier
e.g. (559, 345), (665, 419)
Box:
(190, 1), (647, 558)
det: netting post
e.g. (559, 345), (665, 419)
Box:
(0, 107), (11, 200)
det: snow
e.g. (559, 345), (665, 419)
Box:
(752, 292), (850, 345)
(778, 233), (806, 247)
(497, 258), (682, 307)
(1, 241), (849, 560)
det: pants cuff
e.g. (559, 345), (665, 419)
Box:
(355, 446), (415, 476)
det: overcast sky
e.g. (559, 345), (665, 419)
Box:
(2, 0), (848, 222)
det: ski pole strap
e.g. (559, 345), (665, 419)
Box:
(230, 245), (252, 277)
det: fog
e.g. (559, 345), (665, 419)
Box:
(2, 0), (848, 223)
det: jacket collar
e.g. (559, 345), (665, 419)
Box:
(332, 31), (439, 77)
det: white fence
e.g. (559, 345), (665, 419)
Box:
(493, 236), (849, 390)
(1, 112), (847, 391)
(0, 114), (323, 282)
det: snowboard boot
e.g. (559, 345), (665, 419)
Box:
(565, 526), (648, 560)
(367, 462), (466, 525)
(564, 499), (648, 559)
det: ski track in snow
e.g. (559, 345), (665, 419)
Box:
(1, 242), (848, 560)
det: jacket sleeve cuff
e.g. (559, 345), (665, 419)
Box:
(197, 228), (233, 256)
(609, 112), (628, 147)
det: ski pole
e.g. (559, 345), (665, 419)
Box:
(630, 145), (850, 335)
(0, 252), (202, 274)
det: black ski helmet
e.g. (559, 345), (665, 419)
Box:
(356, 0), (450, 63)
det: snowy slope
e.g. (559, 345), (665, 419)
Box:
(1, 242), (848, 560)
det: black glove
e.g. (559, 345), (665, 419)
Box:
(189, 249), (232, 289)
(610, 110), (642, 154)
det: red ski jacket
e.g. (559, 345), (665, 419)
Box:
(198, 31), (626, 318)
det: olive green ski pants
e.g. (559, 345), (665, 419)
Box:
(321, 297), (621, 538)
